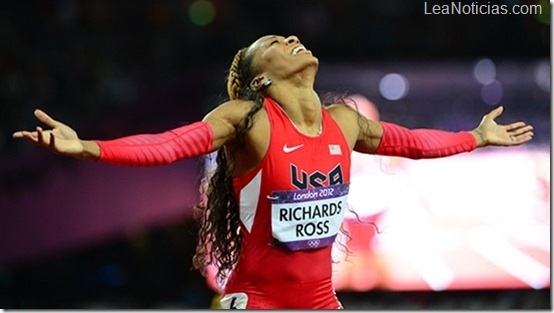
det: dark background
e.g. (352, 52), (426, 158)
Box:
(0, 0), (550, 309)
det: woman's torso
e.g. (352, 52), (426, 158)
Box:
(222, 98), (351, 308)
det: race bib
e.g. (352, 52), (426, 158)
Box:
(270, 183), (349, 250)
(220, 292), (248, 309)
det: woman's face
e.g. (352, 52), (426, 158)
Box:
(246, 35), (319, 83)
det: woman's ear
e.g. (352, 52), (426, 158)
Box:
(250, 76), (271, 90)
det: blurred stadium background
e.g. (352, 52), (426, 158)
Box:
(0, 0), (550, 309)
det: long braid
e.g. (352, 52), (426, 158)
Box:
(193, 47), (265, 286)
(227, 49), (244, 100)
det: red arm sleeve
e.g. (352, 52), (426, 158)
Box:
(93, 121), (213, 166)
(374, 122), (476, 159)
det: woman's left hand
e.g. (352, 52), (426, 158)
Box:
(470, 106), (534, 147)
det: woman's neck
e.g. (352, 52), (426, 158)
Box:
(268, 84), (322, 135)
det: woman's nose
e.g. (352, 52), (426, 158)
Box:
(285, 35), (300, 45)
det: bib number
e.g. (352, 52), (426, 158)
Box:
(220, 292), (248, 309)
(270, 183), (349, 250)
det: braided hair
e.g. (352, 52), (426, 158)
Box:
(193, 48), (266, 285)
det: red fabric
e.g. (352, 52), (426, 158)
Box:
(93, 121), (213, 166)
(224, 276), (341, 309)
(224, 97), (350, 309)
(375, 121), (476, 159)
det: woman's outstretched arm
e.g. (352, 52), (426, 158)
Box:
(330, 105), (534, 158)
(13, 109), (213, 166)
(368, 106), (534, 159)
(13, 100), (253, 166)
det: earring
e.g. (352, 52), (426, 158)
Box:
(262, 78), (272, 87)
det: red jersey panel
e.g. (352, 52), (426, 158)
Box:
(223, 98), (351, 309)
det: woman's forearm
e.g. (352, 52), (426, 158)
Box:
(92, 121), (213, 166)
(375, 122), (477, 159)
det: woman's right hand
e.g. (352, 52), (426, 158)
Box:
(13, 109), (99, 159)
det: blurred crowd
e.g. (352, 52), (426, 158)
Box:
(0, 0), (550, 309)
(1, 0), (549, 160)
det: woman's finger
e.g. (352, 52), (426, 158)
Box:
(36, 127), (44, 145)
(49, 132), (56, 151)
(510, 132), (534, 144)
(510, 125), (534, 136)
(485, 106), (504, 121)
(503, 121), (527, 131)
(34, 109), (61, 129)
(12, 131), (24, 138)
(21, 131), (39, 145)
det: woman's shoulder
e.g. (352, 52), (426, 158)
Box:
(325, 103), (359, 121)
(205, 99), (262, 124)
(324, 103), (365, 149)
(219, 99), (259, 113)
